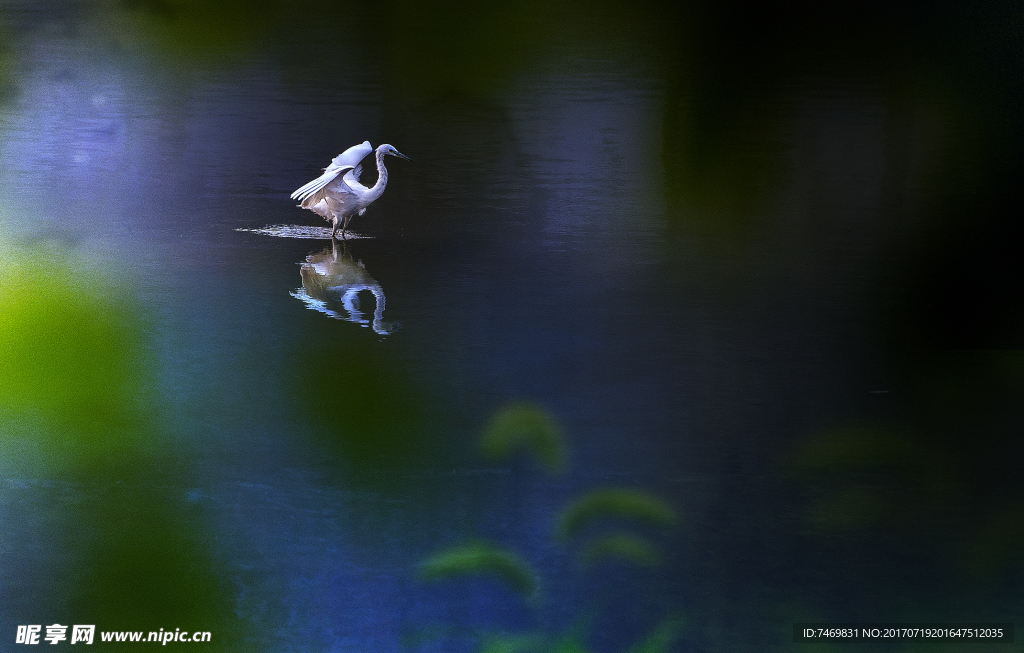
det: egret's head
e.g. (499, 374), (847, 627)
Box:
(378, 144), (413, 162)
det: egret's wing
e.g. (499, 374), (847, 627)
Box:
(291, 164), (356, 203)
(345, 163), (363, 185)
(305, 198), (333, 219)
(332, 141), (372, 168)
(336, 141), (371, 187)
(301, 174), (361, 210)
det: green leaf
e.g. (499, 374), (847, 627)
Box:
(478, 633), (545, 653)
(0, 240), (156, 475)
(557, 488), (678, 540)
(480, 403), (567, 473)
(418, 541), (539, 598)
(578, 533), (662, 567)
(548, 633), (589, 653)
(627, 618), (684, 653)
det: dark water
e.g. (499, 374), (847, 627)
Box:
(2, 2), (1023, 651)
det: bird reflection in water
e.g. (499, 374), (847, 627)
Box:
(290, 239), (397, 335)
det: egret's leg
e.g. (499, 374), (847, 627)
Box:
(330, 221), (338, 239)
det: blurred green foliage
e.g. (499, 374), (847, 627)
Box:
(786, 425), (954, 532)
(480, 402), (567, 474)
(378, 0), (550, 95)
(547, 633), (589, 653)
(0, 236), (247, 648)
(98, 0), (563, 92)
(476, 619), (681, 653)
(556, 488), (679, 541)
(479, 633), (545, 653)
(286, 338), (433, 479)
(64, 482), (247, 649)
(787, 381), (1024, 593)
(96, 0), (679, 98)
(418, 540), (540, 598)
(0, 19), (12, 102)
(113, 0), (278, 60)
(418, 403), (682, 652)
(578, 533), (661, 568)
(661, 83), (788, 239)
(625, 618), (683, 653)
(0, 239), (157, 475)
(966, 505), (1024, 580)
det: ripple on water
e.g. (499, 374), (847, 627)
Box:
(235, 225), (373, 240)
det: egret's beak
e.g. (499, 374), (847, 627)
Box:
(391, 150), (414, 162)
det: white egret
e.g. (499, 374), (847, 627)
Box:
(291, 142), (412, 239)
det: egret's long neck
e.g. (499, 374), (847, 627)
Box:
(367, 150), (389, 202)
